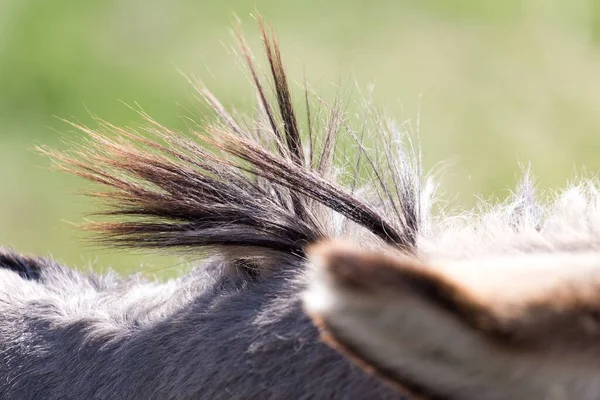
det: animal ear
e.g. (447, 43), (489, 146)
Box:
(303, 241), (600, 400)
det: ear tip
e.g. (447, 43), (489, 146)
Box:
(306, 240), (360, 273)
(307, 239), (357, 259)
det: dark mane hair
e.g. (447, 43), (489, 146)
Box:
(43, 19), (424, 270)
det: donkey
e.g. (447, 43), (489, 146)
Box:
(0, 22), (597, 400)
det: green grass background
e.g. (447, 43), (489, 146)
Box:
(2, 0), (600, 275)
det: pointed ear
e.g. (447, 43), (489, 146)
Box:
(302, 241), (600, 400)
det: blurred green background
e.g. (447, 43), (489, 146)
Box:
(2, 0), (600, 275)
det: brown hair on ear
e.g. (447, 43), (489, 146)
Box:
(308, 240), (600, 358)
(304, 242), (600, 399)
(307, 240), (500, 337)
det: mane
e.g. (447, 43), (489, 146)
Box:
(43, 21), (600, 271)
(42, 21), (429, 275)
(425, 176), (600, 259)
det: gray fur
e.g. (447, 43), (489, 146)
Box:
(0, 251), (402, 399)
